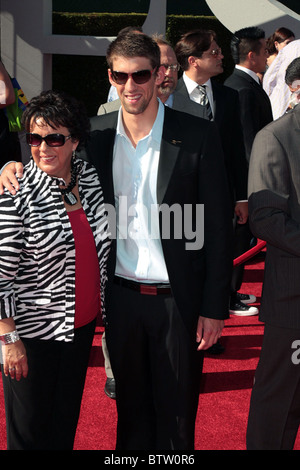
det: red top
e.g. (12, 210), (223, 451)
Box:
(68, 208), (101, 328)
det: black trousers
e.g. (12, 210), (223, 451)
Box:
(106, 283), (203, 450)
(247, 323), (300, 449)
(1, 319), (96, 450)
(231, 220), (252, 294)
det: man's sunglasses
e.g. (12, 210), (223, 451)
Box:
(26, 133), (72, 147)
(110, 68), (156, 85)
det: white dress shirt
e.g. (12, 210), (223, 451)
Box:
(235, 64), (261, 84)
(264, 40), (300, 120)
(113, 99), (169, 283)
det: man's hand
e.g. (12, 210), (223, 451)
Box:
(196, 316), (224, 351)
(0, 162), (24, 195)
(234, 201), (248, 225)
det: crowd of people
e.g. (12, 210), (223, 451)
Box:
(0, 21), (300, 451)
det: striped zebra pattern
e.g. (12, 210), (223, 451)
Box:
(0, 158), (111, 342)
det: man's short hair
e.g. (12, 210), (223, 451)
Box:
(174, 29), (216, 71)
(231, 26), (265, 64)
(285, 57), (300, 86)
(106, 31), (161, 71)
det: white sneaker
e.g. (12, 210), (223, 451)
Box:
(229, 300), (258, 316)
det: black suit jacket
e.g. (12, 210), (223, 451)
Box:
(82, 106), (233, 333)
(175, 77), (248, 209)
(225, 68), (273, 162)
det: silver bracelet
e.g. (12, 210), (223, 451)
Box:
(0, 330), (20, 345)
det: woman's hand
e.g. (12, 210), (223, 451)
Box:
(2, 340), (28, 381)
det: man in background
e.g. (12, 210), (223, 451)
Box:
(174, 29), (254, 317)
(224, 26), (273, 315)
(247, 80), (300, 450)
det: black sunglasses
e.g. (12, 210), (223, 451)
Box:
(26, 133), (72, 147)
(110, 68), (156, 85)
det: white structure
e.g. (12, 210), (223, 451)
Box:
(0, 0), (167, 100)
(2, 0), (299, 103)
(206, 0), (300, 37)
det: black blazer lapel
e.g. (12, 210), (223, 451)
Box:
(211, 81), (225, 125)
(157, 107), (181, 205)
(88, 113), (118, 207)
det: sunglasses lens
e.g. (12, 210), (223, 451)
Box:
(46, 134), (65, 147)
(26, 134), (41, 146)
(132, 70), (152, 84)
(111, 71), (128, 84)
(111, 70), (153, 85)
(26, 133), (66, 147)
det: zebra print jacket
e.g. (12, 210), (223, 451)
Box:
(0, 158), (111, 342)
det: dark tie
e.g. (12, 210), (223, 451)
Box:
(197, 85), (213, 120)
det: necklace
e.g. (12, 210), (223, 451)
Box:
(60, 158), (82, 206)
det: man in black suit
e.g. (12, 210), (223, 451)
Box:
(89, 32), (233, 450)
(224, 27), (273, 162)
(224, 27), (273, 315)
(174, 29), (256, 317)
(0, 32), (233, 450)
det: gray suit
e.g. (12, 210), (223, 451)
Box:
(97, 99), (121, 115)
(246, 104), (300, 450)
(97, 93), (204, 117)
(248, 104), (300, 329)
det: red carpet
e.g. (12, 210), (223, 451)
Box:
(0, 252), (299, 450)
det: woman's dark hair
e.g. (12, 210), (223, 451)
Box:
(266, 27), (295, 55)
(21, 89), (90, 149)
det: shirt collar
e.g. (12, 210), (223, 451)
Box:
(235, 65), (260, 84)
(183, 72), (212, 93)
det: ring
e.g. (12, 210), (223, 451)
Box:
(9, 367), (15, 371)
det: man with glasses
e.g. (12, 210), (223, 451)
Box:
(174, 29), (254, 320)
(97, 35), (183, 402)
(89, 31), (232, 450)
(98, 34), (225, 401)
(98, 34), (180, 114)
(0, 31), (233, 450)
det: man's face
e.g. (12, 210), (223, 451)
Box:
(108, 56), (164, 115)
(252, 39), (268, 73)
(158, 44), (179, 98)
(195, 40), (224, 78)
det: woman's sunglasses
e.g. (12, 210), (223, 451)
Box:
(110, 68), (156, 85)
(26, 133), (72, 147)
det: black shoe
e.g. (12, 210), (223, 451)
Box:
(104, 377), (116, 399)
(206, 340), (225, 355)
(229, 299), (258, 316)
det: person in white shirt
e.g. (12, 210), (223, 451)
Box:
(264, 39), (300, 120)
(262, 26), (295, 102)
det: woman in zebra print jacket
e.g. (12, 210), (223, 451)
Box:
(0, 90), (111, 449)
